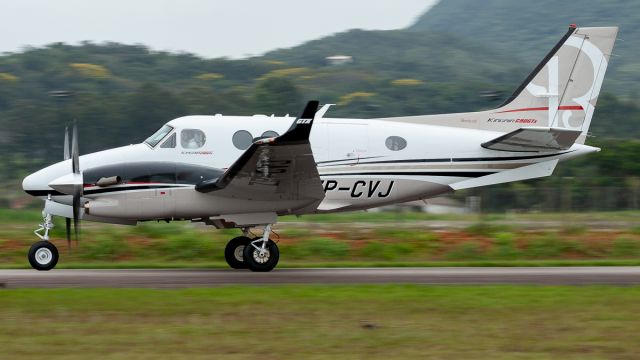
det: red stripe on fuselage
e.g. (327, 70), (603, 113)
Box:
(83, 181), (171, 188)
(496, 105), (584, 113)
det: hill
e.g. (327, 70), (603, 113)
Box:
(409, 0), (640, 96)
(0, 15), (639, 192)
(0, 31), (528, 167)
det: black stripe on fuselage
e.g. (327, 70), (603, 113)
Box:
(316, 156), (383, 165)
(25, 190), (65, 197)
(317, 150), (573, 167)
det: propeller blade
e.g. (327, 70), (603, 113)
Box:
(71, 120), (82, 244)
(72, 120), (79, 174)
(63, 126), (70, 160)
(73, 184), (81, 243)
(65, 217), (72, 251)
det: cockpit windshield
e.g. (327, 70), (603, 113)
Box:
(144, 125), (174, 148)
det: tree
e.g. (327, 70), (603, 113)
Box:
(253, 77), (303, 115)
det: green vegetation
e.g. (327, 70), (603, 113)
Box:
(1, 286), (639, 359)
(1, 210), (639, 268)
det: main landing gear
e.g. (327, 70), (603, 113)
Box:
(28, 211), (60, 271)
(224, 224), (279, 272)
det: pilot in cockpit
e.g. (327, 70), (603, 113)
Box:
(181, 129), (206, 149)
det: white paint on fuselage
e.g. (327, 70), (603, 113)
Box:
(22, 114), (597, 220)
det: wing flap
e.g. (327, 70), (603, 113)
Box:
(482, 127), (581, 152)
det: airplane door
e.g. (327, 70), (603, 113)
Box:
(328, 123), (369, 162)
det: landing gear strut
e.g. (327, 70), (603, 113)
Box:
(243, 224), (279, 272)
(28, 211), (59, 271)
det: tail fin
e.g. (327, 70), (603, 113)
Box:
(497, 25), (618, 144)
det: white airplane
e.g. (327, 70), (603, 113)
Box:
(22, 25), (618, 272)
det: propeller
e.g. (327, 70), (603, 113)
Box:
(64, 126), (72, 249)
(62, 122), (82, 250)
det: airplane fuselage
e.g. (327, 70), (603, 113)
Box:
(23, 114), (597, 223)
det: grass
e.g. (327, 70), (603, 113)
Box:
(1, 285), (639, 359)
(1, 209), (640, 268)
(4, 208), (640, 225)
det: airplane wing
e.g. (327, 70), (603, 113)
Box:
(481, 127), (582, 152)
(195, 101), (325, 205)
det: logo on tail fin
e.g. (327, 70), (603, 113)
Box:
(524, 35), (608, 131)
(559, 35), (608, 131)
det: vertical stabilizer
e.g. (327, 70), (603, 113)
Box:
(497, 26), (618, 143)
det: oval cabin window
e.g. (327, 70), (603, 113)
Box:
(232, 130), (253, 150)
(385, 136), (407, 151)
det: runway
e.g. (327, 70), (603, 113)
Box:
(1, 267), (640, 288)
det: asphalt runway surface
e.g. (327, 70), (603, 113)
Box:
(1, 267), (640, 288)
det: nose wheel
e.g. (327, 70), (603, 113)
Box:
(28, 241), (59, 271)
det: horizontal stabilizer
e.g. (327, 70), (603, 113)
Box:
(450, 160), (558, 191)
(482, 127), (581, 152)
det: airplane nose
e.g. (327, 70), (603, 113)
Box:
(22, 172), (40, 195)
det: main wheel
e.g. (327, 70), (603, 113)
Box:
(28, 241), (59, 271)
(243, 239), (279, 272)
(225, 236), (251, 269)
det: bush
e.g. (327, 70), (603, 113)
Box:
(445, 242), (484, 260)
(359, 241), (415, 260)
(526, 233), (567, 258)
(489, 232), (521, 259)
(78, 235), (129, 261)
(286, 237), (349, 260)
(158, 234), (222, 261)
(610, 237), (640, 257)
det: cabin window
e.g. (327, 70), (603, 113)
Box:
(160, 133), (176, 148)
(181, 129), (206, 149)
(232, 130), (253, 150)
(253, 130), (280, 142)
(144, 125), (173, 148)
(385, 136), (407, 151)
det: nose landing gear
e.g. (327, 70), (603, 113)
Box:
(28, 211), (60, 271)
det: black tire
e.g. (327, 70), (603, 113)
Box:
(28, 241), (59, 271)
(224, 236), (251, 269)
(243, 239), (279, 272)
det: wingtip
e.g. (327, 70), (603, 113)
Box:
(277, 100), (320, 143)
(300, 100), (320, 120)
